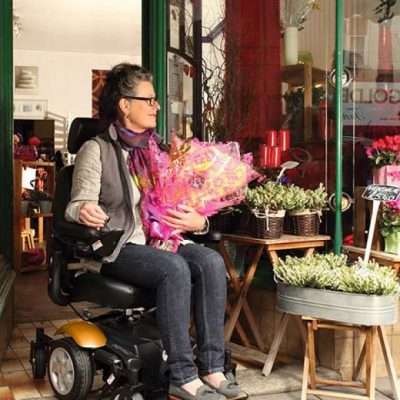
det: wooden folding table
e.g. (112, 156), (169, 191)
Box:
(218, 233), (330, 372)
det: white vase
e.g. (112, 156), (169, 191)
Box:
(284, 26), (299, 66)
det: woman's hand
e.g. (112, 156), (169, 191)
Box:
(162, 205), (206, 233)
(78, 202), (109, 229)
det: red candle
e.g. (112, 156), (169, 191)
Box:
(279, 129), (291, 151)
(265, 130), (278, 147)
(259, 144), (269, 167)
(281, 150), (291, 163)
(269, 146), (282, 168)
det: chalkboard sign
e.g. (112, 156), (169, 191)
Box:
(362, 184), (400, 202)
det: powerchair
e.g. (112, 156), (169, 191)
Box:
(29, 118), (236, 400)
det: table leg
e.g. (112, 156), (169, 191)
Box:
(38, 216), (44, 243)
(225, 302), (252, 347)
(294, 315), (307, 345)
(219, 241), (264, 347)
(307, 321), (317, 389)
(224, 245), (264, 345)
(304, 248), (315, 257)
(378, 326), (400, 400)
(366, 327), (377, 399)
(301, 341), (310, 400)
(353, 339), (366, 381)
(267, 250), (280, 266)
(262, 313), (290, 376)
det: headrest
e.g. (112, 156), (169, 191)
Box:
(67, 118), (109, 154)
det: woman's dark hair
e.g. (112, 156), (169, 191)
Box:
(99, 63), (153, 122)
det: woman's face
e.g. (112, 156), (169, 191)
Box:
(118, 80), (160, 132)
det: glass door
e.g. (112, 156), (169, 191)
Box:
(167, 0), (201, 141)
(342, 0), (400, 249)
(279, 0), (337, 236)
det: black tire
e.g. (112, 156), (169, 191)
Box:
(30, 342), (46, 379)
(48, 337), (94, 400)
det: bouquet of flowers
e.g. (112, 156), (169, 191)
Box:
(365, 135), (400, 168)
(143, 136), (260, 251)
(381, 200), (400, 237)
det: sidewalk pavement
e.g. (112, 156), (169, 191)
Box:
(236, 363), (395, 399)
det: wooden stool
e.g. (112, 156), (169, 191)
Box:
(301, 318), (400, 400)
(21, 229), (35, 251)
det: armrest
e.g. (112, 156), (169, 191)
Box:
(54, 220), (124, 258)
(54, 220), (103, 242)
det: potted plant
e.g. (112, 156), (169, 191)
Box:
(27, 188), (53, 215)
(365, 135), (400, 186)
(380, 200), (400, 255)
(287, 184), (327, 236)
(245, 181), (288, 239)
(274, 253), (399, 325)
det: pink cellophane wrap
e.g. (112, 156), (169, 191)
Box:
(142, 137), (260, 251)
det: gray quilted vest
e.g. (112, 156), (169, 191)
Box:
(92, 125), (139, 262)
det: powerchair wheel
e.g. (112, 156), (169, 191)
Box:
(30, 341), (46, 379)
(48, 337), (94, 400)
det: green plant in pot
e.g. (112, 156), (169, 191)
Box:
(245, 181), (287, 239)
(288, 184), (327, 236)
(27, 188), (53, 215)
(380, 200), (400, 255)
(284, 184), (308, 214)
(306, 183), (328, 213)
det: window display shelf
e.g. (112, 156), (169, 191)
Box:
(282, 63), (326, 143)
(282, 64), (325, 87)
(13, 159), (55, 273)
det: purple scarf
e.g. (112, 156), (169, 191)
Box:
(114, 122), (180, 251)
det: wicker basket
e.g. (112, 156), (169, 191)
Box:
(209, 211), (234, 233)
(291, 211), (320, 236)
(252, 210), (285, 239)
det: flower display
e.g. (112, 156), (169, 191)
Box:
(274, 253), (399, 296)
(365, 135), (400, 168)
(143, 136), (260, 251)
(380, 200), (400, 237)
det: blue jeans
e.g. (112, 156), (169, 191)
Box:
(101, 243), (227, 385)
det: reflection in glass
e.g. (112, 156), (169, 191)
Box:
(167, 53), (193, 140)
(201, 0), (225, 142)
(169, 1), (181, 49)
(185, 0), (194, 56)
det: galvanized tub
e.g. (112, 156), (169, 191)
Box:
(276, 282), (398, 326)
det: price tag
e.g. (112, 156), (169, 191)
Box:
(362, 184), (400, 202)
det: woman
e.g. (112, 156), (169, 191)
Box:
(65, 63), (245, 400)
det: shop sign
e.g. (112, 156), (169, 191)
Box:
(343, 82), (400, 126)
(362, 184), (400, 202)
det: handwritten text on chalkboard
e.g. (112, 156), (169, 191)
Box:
(362, 184), (400, 202)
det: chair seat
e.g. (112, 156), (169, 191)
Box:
(71, 272), (156, 309)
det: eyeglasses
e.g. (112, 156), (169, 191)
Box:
(123, 95), (158, 107)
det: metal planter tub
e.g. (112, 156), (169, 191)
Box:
(276, 282), (398, 326)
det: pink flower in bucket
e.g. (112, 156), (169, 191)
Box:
(381, 199), (400, 237)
